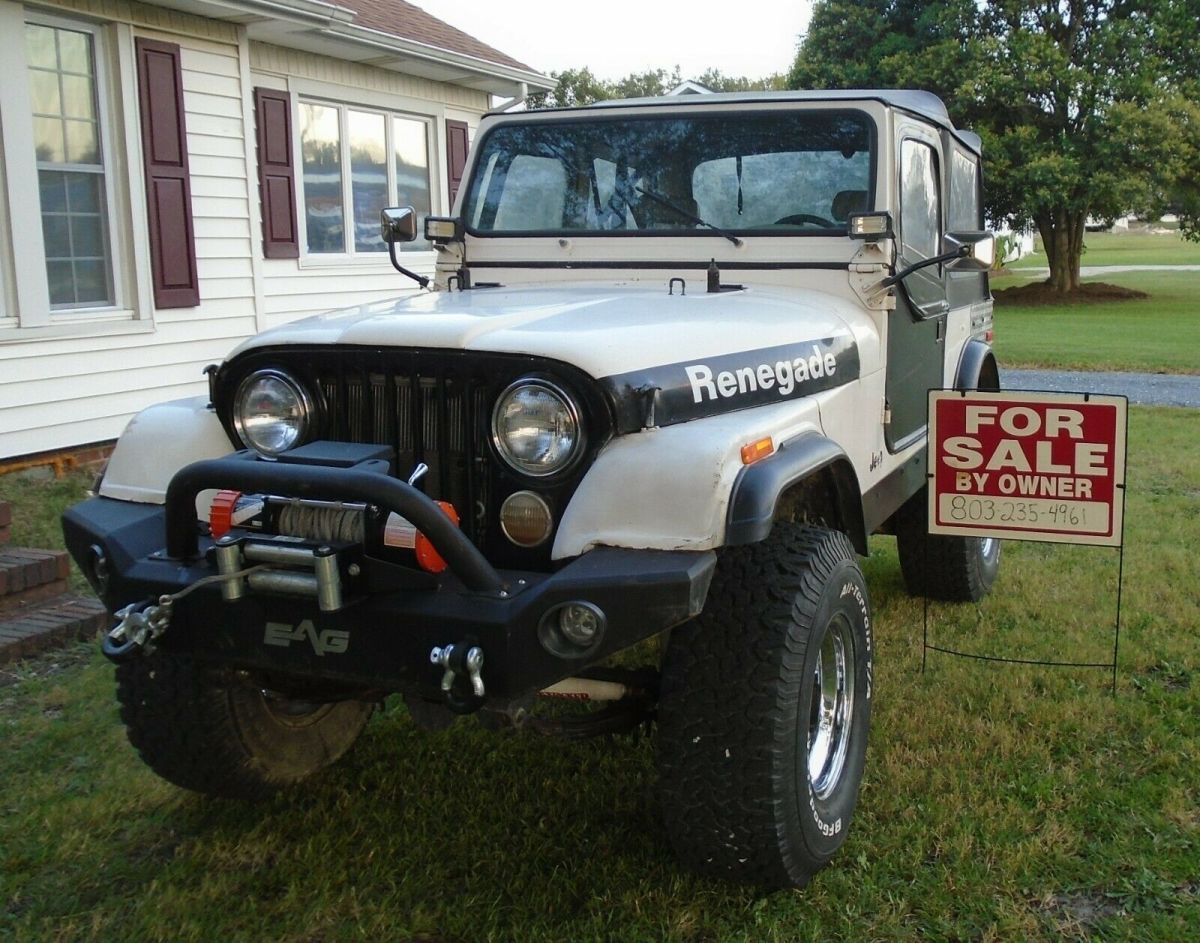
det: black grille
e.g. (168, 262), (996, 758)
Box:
(315, 360), (494, 545)
(216, 346), (613, 569)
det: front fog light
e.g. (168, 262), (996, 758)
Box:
(538, 601), (607, 658)
(88, 543), (109, 594)
(558, 603), (601, 646)
(500, 491), (554, 547)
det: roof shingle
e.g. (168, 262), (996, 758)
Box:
(344, 1), (536, 73)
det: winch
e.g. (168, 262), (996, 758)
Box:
(200, 461), (461, 612)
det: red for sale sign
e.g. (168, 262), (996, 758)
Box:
(928, 391), (1127, 547)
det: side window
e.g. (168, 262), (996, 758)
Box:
(898, 137), (945, 315)
(899, 139), (940, 261)
(948, 146), (988, 306)
(949, 149), (981, 231)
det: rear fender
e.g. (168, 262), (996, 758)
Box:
(955, 339), (1000, 392)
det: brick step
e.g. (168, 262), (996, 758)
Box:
(0, 501), (11, 545)
(0, 593), (108, 665)
(0, 547), (71, 604)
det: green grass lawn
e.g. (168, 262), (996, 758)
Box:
(992, 271), (1200, 374)
(1, 470), (95, 592)
(1012, 229), (1200, 268)
(1, 406), (1198, 941)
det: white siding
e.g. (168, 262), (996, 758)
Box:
(0, 6), (253, 459)
(249, 43), (490, 113)
(1, 4), (493, 460)
(251, 42), (486, 331)
(260, 262), (423, 329)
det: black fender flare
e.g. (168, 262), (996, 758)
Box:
(955, 338), (1000, 392)
(724, 433), (868, 555)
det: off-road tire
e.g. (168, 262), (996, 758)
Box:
(656, 524), (872, 889)
(116, 651), (373, 799)
(894, 487), (1000, 602)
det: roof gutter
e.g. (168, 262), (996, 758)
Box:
(194, 0), (357, 28)
(179, 0), (552, 92)
(492, 83), (530, 112)
(316, 22), (553, 91)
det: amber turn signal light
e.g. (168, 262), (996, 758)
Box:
(740, 437), (775, 465)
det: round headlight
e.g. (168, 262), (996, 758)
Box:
(233, 370), (312, 455)
(492, 379), (582, 477)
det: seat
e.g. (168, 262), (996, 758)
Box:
(831, 189), (869, 222)
(637, 172), (698, 229)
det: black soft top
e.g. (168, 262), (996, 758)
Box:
(496, 89), (983, 156)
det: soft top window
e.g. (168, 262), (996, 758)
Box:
(463, 110), (874, 237)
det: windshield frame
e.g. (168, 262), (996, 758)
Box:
(460, 107), (879, 241)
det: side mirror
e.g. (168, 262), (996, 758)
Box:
(944, 231), (995, 271)
(380, 206), (418, 244)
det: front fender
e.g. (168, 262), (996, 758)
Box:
(725, 433), (867, 554)
(552, 399), (823, 559)
(98, 397), (236, 504)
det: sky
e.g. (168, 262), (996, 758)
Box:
(408, 1), (816, 84)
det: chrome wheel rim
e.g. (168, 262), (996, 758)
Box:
(807, 615), (856, 800)
(981, 536), (998, 560)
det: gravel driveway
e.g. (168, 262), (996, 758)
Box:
(1002, 368), (1200, 407)
(1009, 263), (1200, 277)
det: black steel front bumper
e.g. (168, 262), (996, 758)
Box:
(63, 451), (715, 703)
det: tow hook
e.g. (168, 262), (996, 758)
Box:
(102, 597), (173, 662)
(101, 564), (265, 663)
(430, 643), (486, 714)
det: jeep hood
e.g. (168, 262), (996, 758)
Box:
(228, 282), (879, 380)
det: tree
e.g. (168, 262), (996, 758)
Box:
(526, 66), (786, 110)
(525, 67), (612, 109)
(693, 69), (788, 93)
(790, 0), (1200, 293)
(612, 67), (682, 99)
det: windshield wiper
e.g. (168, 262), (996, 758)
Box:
(633, 185), (743, 246)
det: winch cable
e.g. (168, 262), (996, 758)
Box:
(275, 501), (365, 543)
(165, 564), (270, 603)
(103, 564), (269, 661)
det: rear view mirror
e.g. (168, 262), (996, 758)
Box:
(380, 206), (418, 244)
(944, 231), (995, 271)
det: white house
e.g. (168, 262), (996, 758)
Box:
(667, 80), (713, 96)
(0, 0), (550, 460)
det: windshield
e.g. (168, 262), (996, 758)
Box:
(463, 110), (874, 237)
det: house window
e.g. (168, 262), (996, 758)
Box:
(299, 100), (432, 255)
(26, 21), (114, 308)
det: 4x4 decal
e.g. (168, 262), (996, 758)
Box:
(263, 620), (349, 656)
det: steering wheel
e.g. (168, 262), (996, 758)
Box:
(774, 213), (836, 228)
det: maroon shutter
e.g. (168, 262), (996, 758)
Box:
(135, 38), (199, 308)
(254, 88), (299, 259)
(446, 119), (470, 208)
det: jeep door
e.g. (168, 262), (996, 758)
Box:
(885, 123), (947, 451)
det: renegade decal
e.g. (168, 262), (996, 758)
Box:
(601, 336), (859, 431)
